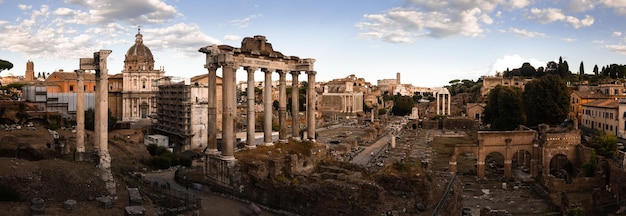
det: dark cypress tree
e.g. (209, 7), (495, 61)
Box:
(523, 75), (570, 127)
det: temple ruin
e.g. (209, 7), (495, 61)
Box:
(199, 35), (316, 187)
(79, 50), (116, 195)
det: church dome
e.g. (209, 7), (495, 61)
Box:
(124, 28), (155, 71)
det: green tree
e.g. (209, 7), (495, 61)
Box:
(523, 75), (570, 127)
(0, 59), (13, 75)
(391, 95), (415, 116)
(84, 108), (117, 131)
(520, 62), (537, 77)
(593, 64), (599, 76)
(590, 132), (617, 158)
(579, 61), (584, 82)
(483, 85), (525, 130)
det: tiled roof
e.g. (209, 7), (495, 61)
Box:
(582, 98), (619, 108)
(572, 90), (609, 99)
(46, 71), (97, 81)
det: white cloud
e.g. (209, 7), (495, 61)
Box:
(568, 0), (595, 12)
(605, 44), (626, 55)
(356, 0), (537, 43)
(59, 0), (178, 24)
(490, 54), (546, 74)
(528, 7), (594, 28)
(592, 40), (604, 44)
(229, 14), (261, 28)
(143, 23), (221, 57)
(509, 27), (545, 38)
(224, 35), (241, 41)
(18, 4), (32, 10)
(561, 37), (577, 42)
(613, 31), (622, 37)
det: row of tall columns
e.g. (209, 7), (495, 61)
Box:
(205, 64), (317, 160)
(436, 93), (451, 115)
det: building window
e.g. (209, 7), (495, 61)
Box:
(93, 86), (96, 91)
(142, 81), (146, 89)
(69, 85), (74, 91)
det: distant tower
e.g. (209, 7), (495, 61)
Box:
(396, 72), (400, 85)
(25, 61), (34, 81)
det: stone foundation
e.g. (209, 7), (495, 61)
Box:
(206, 154), (239, 188)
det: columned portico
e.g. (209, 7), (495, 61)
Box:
(245, 67), (257, 149)
(290, 71), (300, 141)
(278, 70), (287, 143)
(436, 88), (451, 116)
(199, 35), (316, 188)
(263, 68), (274, 146)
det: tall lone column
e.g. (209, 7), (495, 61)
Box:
(95, 50), (112, 169)
(221, 62), (237, 160)
(306, 71), (316, 141)
(206, 64), (219, 154)
(245, 67), (257, 149)
(263, 69), (274, 146)
(290, 71), (300, 141)
(75, 70), (85, 161)
(278, 70), (287, 143)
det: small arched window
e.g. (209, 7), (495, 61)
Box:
(142, 81), (146, 89)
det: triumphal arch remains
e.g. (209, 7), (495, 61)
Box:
(199, 35), (316, 187)
(450, 125), (581, 180)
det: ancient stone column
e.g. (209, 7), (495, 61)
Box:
(306, 71), (316, 141)
(206, 64), (219, 154)
(95, 50), (112, 169)
(245, 67), (257, 149)
(75, 69), (85, 161)
(94, 74), (101, 153)
(436, 93), (440, 115)
(504, 159), (512, 178)
(447, 93), (451, 115)
(278, 70), (287, 143)
(290, 71), (300, 141)
(221, 62), (237, 160)
(262, 68), (274, 146)
(477, 160), (485, 179)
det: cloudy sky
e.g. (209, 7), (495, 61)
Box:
(1, 0), (626, 87)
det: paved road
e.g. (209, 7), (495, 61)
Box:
(350, 131), (391, 166)
(145, 169), (276, 216)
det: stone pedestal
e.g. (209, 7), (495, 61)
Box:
(206, 154), (238, 188)
(63, 199), (77, 210)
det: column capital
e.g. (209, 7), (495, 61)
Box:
(74, 69), (85, 77)
(205, 62), (219, 70)
(261, 68), (275, 73)
(306, 71), (317, 75)
(244, 66), (258, 72)
(220, 61), (238, 70)
(290, 71), (301, 76)
(277, 70), (287, 77)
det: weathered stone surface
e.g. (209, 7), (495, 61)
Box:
(124, 206), (145, 216)
(96, 196), (113, 209)
(63, 199), (77, 210)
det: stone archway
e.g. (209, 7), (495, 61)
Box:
(512, 150), (532, 174)
(484, 151), (506, 179)
(549, 154), (573, 181)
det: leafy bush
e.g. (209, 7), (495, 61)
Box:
(152, 156), (172, 170)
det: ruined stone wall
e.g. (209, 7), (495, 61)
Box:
(443, 118), (477, 130)
(543, 175), (603, 193)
